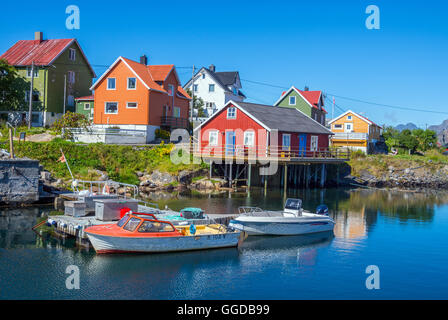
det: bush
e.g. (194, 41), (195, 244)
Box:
(155, 128), (170, 139)
(52, 112), (90, 139)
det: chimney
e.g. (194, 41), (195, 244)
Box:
(140, 55), (148, 65)
(304, 86), (309, 91)
(209, 64), (216, 72)
(35, 31), (43, 43)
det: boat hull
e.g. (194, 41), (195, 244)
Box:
(229, 216), (335, 236)
(86, 231), (241, 254)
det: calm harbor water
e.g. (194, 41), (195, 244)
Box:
(1, 187), (448, 300)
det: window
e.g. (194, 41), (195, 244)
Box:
(138, 221), (174, 233)
(334, 124), (342, 129)
(310, 136), (318, 151)
(209, 131), (218, 146)
(168, 84), (174, 96)
(347, 115), (352, 120)
(209, 84), (215, 92)
(344, 123), (353, 132)
(202, 73), (205, 79)
(227, 107), (236, 119)
(68, 71), (75, 84)
(127, 77), (136, 89)
(69, 49), (76, 61)
(244, 131), (255, 146)
(117, 214), (130, 227)
(126, 102), (138, 109)
(193, 84), (198, 92)
(105, 102), (118, 114)
(26, 66), (39, 78)
(289, 96), (296, 105)
(173, 106), (181, 117)
(84, 103), (90, 111)
(25, 90), (40, 102)
(233, 87), (238, 95)
(282, 134), (291, 150)
(123, 218), (141, 232)
(107, 78), (116, 90)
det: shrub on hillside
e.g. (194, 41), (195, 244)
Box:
(52, 112), (90, 139)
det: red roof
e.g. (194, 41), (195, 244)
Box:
(294, 87), (327, 114)
(75, 95), (94, 101)
(0, 39), (75, 66)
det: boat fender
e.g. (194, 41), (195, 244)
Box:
(190, 224), (196, 235)
(74, 225), (82, 230)
(47, 219), (53, 227)
(51, 220), (57, 226)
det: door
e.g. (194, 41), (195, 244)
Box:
(299, 134), (307, 157)
(226, 131), (236, 156)
(344, 123), (353, 133)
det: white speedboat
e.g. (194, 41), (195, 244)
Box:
(228, 198), (335, 236)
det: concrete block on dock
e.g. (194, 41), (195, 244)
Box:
(64, 201), (88, 217)
(0, 159), (40, 204)
(95, 198), (139, 221)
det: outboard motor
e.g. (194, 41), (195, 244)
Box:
(316, 205), (329, 216)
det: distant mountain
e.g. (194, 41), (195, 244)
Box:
(428, 120), (448, 146)
(394, 123), (419, 132)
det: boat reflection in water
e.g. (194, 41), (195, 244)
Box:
(240, 231), (334, 267)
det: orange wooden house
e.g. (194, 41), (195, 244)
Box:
(90, 55), (191, 142)
(328, 110), (382, 154)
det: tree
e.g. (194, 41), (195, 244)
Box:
(0, 59), (27, 112)
(52, 111), (90, 139)
(186, 88), (206, 117)
(398, 129), (418, 154)
(382, 126), (400, 151)
(412, 129), (437, 152)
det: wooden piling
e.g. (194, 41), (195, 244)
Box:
(9, 128), (14, 159)
(283, 164), (288, 195)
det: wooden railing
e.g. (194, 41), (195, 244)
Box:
(191, 144), (350, 160)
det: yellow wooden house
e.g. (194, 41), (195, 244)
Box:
(328, 110), (382, 154)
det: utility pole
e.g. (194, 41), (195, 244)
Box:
(28, 61), (35, 129)
(190, 65), (195, 121)
(63, 74), (67, 114)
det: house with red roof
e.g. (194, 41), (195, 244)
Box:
(89, 55), (191, 142)
(0, 32), (96, 126)
(328, 110), (382, 154)
(274, 86), (327, 126)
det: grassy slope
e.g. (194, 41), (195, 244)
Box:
(348, 149), (448, 178)
(1, 138), (207, 185)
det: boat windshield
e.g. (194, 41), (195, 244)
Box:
(123, 217), (142, 232)
(285, 199), (302, 210)
(138, 221), (175, 233)
(117, 214), (130, 227)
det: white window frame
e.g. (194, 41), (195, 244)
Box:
(84, 103), (90, 111)
(244, 131), (255, 146)
(107, 78), (116, 90)
(105, 102), (118, 114)
(68, 71), (75, 84)
(310, 136), (318, 152)
(127, 77), (137, 90)
(289, 96), (296, 105)
(69, 48), (76, 61)
(168, 84), (174, 96)
(126, 102), (138, 109)
(209, 131), (218, 146)
(227, 107), (236, 119)
(26, 66), (39, 78)
(209, 84), (215, 92)
(334, 124), (342, 129)
(173, 106), (181, 117)
(193, 84), (198, 92)
(344, 123), (353, 133)
(282, 134), (291, 151)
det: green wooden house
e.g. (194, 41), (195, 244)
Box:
(0, 32), (96, 126)
(274, 86), (327, 126)
(75, 95), (94, 120)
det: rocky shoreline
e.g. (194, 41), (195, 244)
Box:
(346, 163), (448, 189)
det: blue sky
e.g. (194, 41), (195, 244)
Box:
(0, 0), (447, 128)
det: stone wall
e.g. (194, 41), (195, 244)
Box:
(0, 160), (40, 204)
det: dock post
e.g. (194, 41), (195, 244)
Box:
(306, 165), (310, 188)
(9, 128), (14, 159)
(320, 164), (326, 188)
(229, 163), (233, 189)
(247, 164), (252, 189)
(283, 164), (288, 195)
(209, 161), (213, 179)
(314, 164), (318, 186)
(336, 165), (340, 186)
(264, 174), (268, 195)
